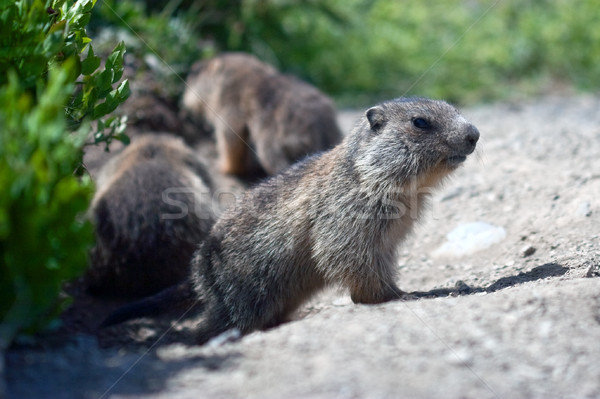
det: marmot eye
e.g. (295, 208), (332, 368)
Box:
(412, 118), (430, 129)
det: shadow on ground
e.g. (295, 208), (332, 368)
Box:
(6, 335), (237, 399)
(410, 263), (568, 299)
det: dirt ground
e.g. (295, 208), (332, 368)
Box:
(4, 94), (600, 399)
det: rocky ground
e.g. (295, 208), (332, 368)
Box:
(4, 94), (600, 399)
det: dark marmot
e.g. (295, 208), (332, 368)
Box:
(182, 52), (343, 177)
(86, 134), (215, 298)
(101, 97), (480, 343)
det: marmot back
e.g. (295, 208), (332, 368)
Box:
(86, 134), (215, 298)
(182, 52), (343, 177)
(101, 97), (479, 344)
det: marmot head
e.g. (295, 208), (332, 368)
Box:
(350, 97), (479, 189)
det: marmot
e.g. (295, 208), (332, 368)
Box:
(182, 52), (343, 177)
(101, 97), (480, 343)
(86, 134), (215, 298)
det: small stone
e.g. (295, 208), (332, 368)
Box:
(586, 263), (600, 278)
(522, 246), (536, 257)
(575, 201), (592, 217)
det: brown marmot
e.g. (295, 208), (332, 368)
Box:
(101, 97), (480, 343)
(182, 53), (343, 177)
(86, 134), (215, 298)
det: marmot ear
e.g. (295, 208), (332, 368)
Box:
(366, 106), (387, 131)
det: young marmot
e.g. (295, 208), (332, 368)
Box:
(86, 134), (215, 298)
(101, 97), (479, 343)
(182, 53), (343, 177)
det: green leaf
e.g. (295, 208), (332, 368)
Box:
(95, 68), (114, 93)
(107, 41), (126, 83)
(84, 86), (98, 109)
(49, 20), (66, 34)
(115, 79), (130, 102)
(92, 101), (108, 119)
(80, 46), (101, 75)
(42, 31), (65, 58)
(114, 132), (130, 145)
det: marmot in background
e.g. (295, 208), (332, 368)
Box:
(86, 134), (215, 298)
(182, 53), (343, 177)
(101, 97), (480, 343)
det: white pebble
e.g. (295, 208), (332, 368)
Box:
(433, 222), (506, 257)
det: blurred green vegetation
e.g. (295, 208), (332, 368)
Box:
(0, 0), (129, 346)
(91, 0), (599, 106)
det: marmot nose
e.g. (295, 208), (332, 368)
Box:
(464, 124), (480, 152)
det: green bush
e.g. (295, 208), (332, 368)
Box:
(0, 0), (129, 347)
(88, 0), (346, 102)
(263, 0), (600, 105)
(88, 0), (600, 107)
(90, 0), (212, 101)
